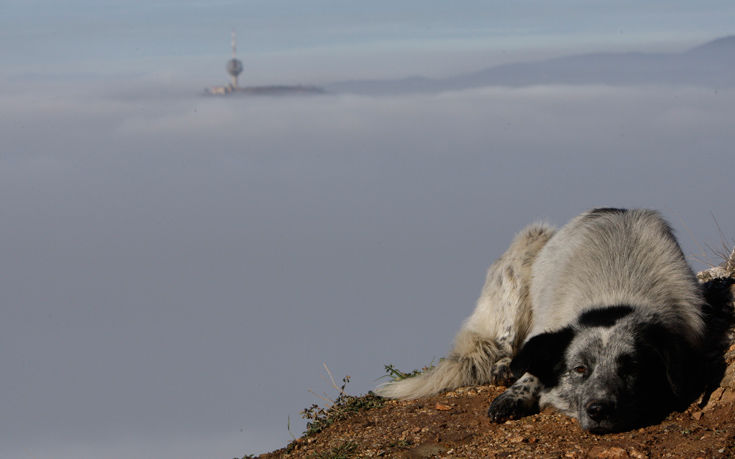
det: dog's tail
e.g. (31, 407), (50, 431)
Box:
(375, 222), (556, 400)
(375, 329), (511, 399)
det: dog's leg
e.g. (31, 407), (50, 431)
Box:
(487, 372), (543, 422)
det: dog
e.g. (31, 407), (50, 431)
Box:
(376, 208), (732, 433)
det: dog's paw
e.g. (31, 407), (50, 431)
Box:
(491, 357), (514, 386)
(487, 391), (535, 423)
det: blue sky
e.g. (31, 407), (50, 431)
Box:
(3, 0), (735, 82)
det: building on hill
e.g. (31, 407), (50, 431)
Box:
(205, 32), (324, 97)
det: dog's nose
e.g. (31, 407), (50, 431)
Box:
(585, 400), (614, 422)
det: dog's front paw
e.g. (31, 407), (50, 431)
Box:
(491, 357), (514, 386)
(487, 390), (536, 423)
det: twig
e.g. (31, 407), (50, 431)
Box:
(677, 215), (717, 268)
(287, 416), (297, 441)
(323, 362), (346, 396)
(709, 213), (735, 272)
(308, 389), (334, 406)
(725, 246), (735, 273)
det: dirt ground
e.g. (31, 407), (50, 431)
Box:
(256, 273), (735, 459)
(257, 343), (735, 458)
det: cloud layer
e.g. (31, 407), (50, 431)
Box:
(2, 81), (734, 457)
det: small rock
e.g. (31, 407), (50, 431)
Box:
(697, 266), (730, 282)
(509, 435), (526, 443)
(704, 388), (725, 411)
(719, 388), (735, 404)
(435, 402), (452, 411)
(691, 410), (703, 420)
(628, 448), (647, 459)
(587, 445), (629, 458)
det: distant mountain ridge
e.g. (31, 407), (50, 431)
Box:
(327, 35), (735, 95)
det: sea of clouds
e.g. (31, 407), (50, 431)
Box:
(2, 79), (734, 458)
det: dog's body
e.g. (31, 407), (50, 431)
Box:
(377, 208), (731, 432)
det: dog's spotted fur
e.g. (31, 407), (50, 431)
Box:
(376, 208), (732, 432)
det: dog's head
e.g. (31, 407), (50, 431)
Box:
(511, 305), (694, 433)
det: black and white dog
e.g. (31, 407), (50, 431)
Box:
(376, 208), (732, 433)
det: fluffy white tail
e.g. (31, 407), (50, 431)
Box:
(375, 330), (511, 399)
(375, 223), (556, 400)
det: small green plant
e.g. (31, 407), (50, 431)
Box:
(300, 364), (385, 437)
(301, 377), (384, 436)
(382, 360), (438, 381)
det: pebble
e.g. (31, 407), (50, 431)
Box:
(628, 447), (647, 458)
(435, 402), (452, 411)
(587, 445), (629, 458)
(720, 389), (735, 404)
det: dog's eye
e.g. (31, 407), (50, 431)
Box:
(573, 365), (587, 375)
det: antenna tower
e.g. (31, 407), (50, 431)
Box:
(226, 30), (244, 88)
(231, 30), (237, 59)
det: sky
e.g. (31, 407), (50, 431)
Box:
(2, 2), (735, 458)
(4, 0), (735, 83)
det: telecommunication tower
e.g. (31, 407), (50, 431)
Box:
(227, 31), (244, 88)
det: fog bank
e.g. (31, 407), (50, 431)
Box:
(2, 82), (733, 457)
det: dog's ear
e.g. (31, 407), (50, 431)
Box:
(637, 322), (692, 402)
(511, 327), (575, 387)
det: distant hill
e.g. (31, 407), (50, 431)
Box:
(205, 84), (325, 96)
(327, 35), (735, 95)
